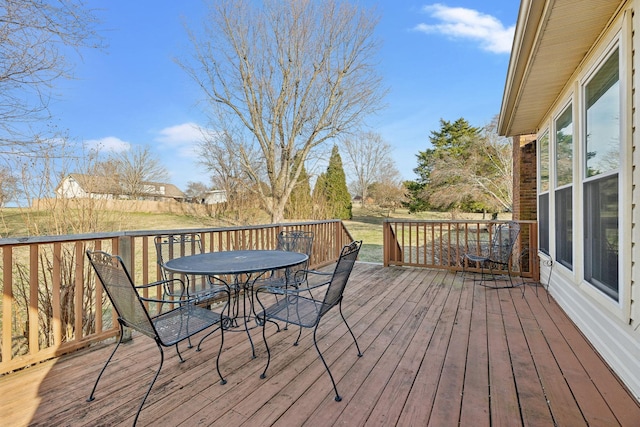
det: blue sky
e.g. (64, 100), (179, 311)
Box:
(52, 1), (519, 191)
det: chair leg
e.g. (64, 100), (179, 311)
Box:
(294, 325), (303, 346)
(175, 342), (185, 362)
(260, 312), (271, 380)
(87, 330), (124, 402)
(216, 322), (227, 385)
(132, 340), (165, 426)
(339, 301), (362, 357)
(312, 325), (342, 402)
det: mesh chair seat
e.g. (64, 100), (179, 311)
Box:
(260, 295), (322, 328)
(152, 305), (225, 346)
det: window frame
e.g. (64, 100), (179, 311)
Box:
(580, 44), (621, 302)
(537, 130), (550, 255)
(553, 102), (574, 269)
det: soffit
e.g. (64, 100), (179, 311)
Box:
(499, 0), (624, 136)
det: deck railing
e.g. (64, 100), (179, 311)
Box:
(383, 219), (539, 279)
(0, 220), (353, 375)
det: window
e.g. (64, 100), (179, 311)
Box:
(555, 105), (573, 268)
(538, 131), (550, 255)
(583, 48), (619, 300)
(555, 187), (572, 268)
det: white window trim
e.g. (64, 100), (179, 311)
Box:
(575, 29), (629, 318)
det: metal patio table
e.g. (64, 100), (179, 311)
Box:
(163, 249), (309, 357)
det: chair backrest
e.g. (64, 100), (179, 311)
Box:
(155, 234), (204, 280)
(319, 240), (362, 317)
(489, 221), (520, 264)
(276, 230), (314, 257)
(86, 250), (156, 338)
(277, 230), (314, 279)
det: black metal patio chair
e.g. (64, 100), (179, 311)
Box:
(155, 233), (235, 307)
(86, 250), (228, 426)
(255, 240), (363, 402)
(257, 229), (314, 290)
(462, 221), (521, 288)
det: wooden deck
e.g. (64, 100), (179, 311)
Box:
(1, 263), (639, 426)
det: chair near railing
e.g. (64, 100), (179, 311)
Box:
(462, 221), (521, 288)
(0, 220), (352, 375)
(382, 219), (537, 280)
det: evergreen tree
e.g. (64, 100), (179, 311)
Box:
(285, 164), (313, 219)
(313, 146), (352, 219)
(406, 118), (481, 212)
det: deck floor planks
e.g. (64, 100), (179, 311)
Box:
(2, 264), (640, 427)
(459, 279), (491, 427)
(167, 263), (387, 425)
(205, 263), (403, 426)
(265, 268), (429, 427)
(304, 269), (448, 426)
(394, 269), (465, 426)
(520, 288), (621, 425)
(362, 270), (454, 426)
(482, 283), (525, 426)
(429, 275), (475, 425)
(532, 289), (640, 426)
(511, 289), (588, 426)
(499, 286), (555, 426)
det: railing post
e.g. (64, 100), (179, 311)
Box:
(383, 221), (389, 267)
(117, 236), (133, 342)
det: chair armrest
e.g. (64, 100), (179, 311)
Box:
(295, 268), (332, 287)
(304, 269), (332, 276)
(136, 278), (188, 298)
(139, 295), (197, 305)
(136, 278), (185, 290)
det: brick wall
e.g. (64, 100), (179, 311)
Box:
(513, 135), (537, 222)
(513, 134), (537, 274)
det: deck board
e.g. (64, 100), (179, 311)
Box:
(1, 264), (639, 427)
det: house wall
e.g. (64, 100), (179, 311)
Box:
(529, 2), (640, 400)
(56, 178), (88, 198)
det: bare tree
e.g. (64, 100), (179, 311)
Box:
(341, 131), (397, 205)
(369, 179), (407, 216)
(180, 0), (385, 222)
(0, 0), (102, 152)
(197, 129), (262, 221)
(184, 181), (210, 203)
(0, 164), (18, 206)
(110, 145), (169, 199)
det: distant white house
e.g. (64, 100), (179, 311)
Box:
(56, 174), (185, 202)
(203, 190), (227, 204)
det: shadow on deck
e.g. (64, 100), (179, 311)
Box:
(1, 263), (639, 426)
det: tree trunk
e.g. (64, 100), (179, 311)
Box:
(271, 198), (286, 223)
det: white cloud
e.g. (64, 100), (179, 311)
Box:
(154, 122), (207, 158)
(155, 122), (205, 144)
(414, 4), (514, 54)
(84, 136), (130, 153)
